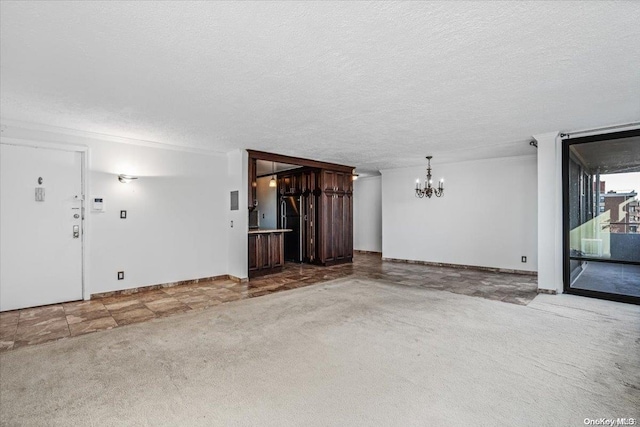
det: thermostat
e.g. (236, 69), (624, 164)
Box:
(91, 196), (105, 212)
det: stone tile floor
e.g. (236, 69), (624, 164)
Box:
(0, 253), (537, 353)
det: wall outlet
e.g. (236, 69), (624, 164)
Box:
(120, 210), (127, 219)
(230, 220), (234, 228)
(521, 256), (527, 263)
(117, 271), (124, 280)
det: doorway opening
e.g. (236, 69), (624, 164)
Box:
(562, 129), (640, 304)
(247, 150), (355, 279)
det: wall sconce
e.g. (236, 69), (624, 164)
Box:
(118, 174), (138, 184)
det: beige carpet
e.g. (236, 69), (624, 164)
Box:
(1, 278), (639, 426)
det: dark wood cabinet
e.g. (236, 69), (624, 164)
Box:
(302, 193), (316, 263)
(336, 171), (348, 193)
(258, 233), (271, 269)
(279, 173), (301, 195)
(321, 192), (334, 263)
(248, 233), (259, 272)
(333, 193), (345, 261)
(248, 232), (284, 277)
(322, 170), (336, 193)
(248, 157), (258, 210)
(322, 170), (351, 194)
(301, 170), (318, 263)
(343, 193), (353, 259)
(301, 171), (315, 194)
(318, 170), (353, 266)
(343, 173), (353, 194)
(270, 232), (284, 268)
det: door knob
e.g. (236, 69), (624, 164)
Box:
(73, 225), (80, 238)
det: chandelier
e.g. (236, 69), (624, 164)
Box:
(415, 156), (444, 198)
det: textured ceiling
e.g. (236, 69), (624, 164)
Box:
(1, 1), (639, 173)
(570, 136), (640, 174)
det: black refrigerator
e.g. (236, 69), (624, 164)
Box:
(280, 196), (302, 262)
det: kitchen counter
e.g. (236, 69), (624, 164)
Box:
(248, 229), (292, 234)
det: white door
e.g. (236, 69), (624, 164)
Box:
(0, 143), (83, 311)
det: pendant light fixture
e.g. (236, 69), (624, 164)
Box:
(269, 161), (277, 188)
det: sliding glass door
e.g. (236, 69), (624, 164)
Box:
(563, 129), (640, 304)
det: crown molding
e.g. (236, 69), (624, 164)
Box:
(559, 121), (640, 139)
(0, 118), (225, 156)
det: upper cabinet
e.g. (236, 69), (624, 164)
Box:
(278, 169), (320, 196)
(322, 170), (336, 193)
(322, 170), (352, 194)
(278, 173), (301, 195)
(301, 170), (317, 195)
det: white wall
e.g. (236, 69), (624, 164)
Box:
(382, 155), (537, 272)
(256, 176), (277, 229)
(353, 176), (382, 252)
(534, 132), (563, 292)
(87, 143), (229, 294)
(226, 149), (248, 279)
(1, 124), (229, 296)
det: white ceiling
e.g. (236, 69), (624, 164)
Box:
(1, 1), (639, 173)
(570, 136), (640, 174)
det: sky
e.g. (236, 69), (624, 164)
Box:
(601, 172), (640, 194)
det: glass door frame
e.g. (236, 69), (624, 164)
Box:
(562, 128), (640, 305)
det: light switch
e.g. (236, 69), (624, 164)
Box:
(35, 187), (45, 202)
(120, 210), (127, 219)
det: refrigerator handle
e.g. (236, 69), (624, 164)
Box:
(281, 199), (286, 229)
(299, 196), (303, 261)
